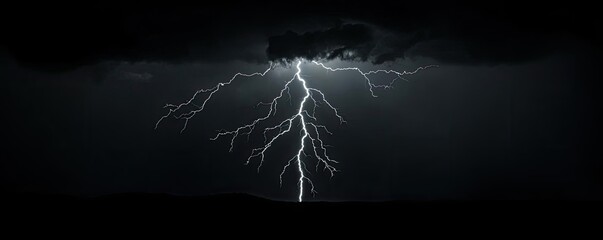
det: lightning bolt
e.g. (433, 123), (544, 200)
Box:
(156, 60), (436, 202)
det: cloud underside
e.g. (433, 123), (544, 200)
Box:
(0, 1), (597, 71)
(266, 19), (562, 65)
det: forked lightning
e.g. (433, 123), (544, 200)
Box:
(156, 60), (436, 202)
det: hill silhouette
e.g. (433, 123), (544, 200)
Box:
(4, 192), (601, 219)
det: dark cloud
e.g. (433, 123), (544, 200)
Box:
(0, 2), (274, 72)
(266, 2), (600, 65)
(267, 23), (375, 63)
(0, 1), (600, 72)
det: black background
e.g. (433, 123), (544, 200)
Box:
(1, 0), (602, 224)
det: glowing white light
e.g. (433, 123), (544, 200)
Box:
(156, 60), (436, 202)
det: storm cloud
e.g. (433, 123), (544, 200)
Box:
(1, 1), (600, 71)
(267, 23), (376, 63)
(265, 2), (599, 65)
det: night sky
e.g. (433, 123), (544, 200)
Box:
(1, 1), (602, 202)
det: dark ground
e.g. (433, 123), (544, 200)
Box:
(3, 192), (602, 230)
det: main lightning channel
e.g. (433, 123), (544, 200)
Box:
(294, 61), (310, 202)
(156, 60), (436, 202)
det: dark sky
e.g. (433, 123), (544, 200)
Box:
(1, 1), (602, 201)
